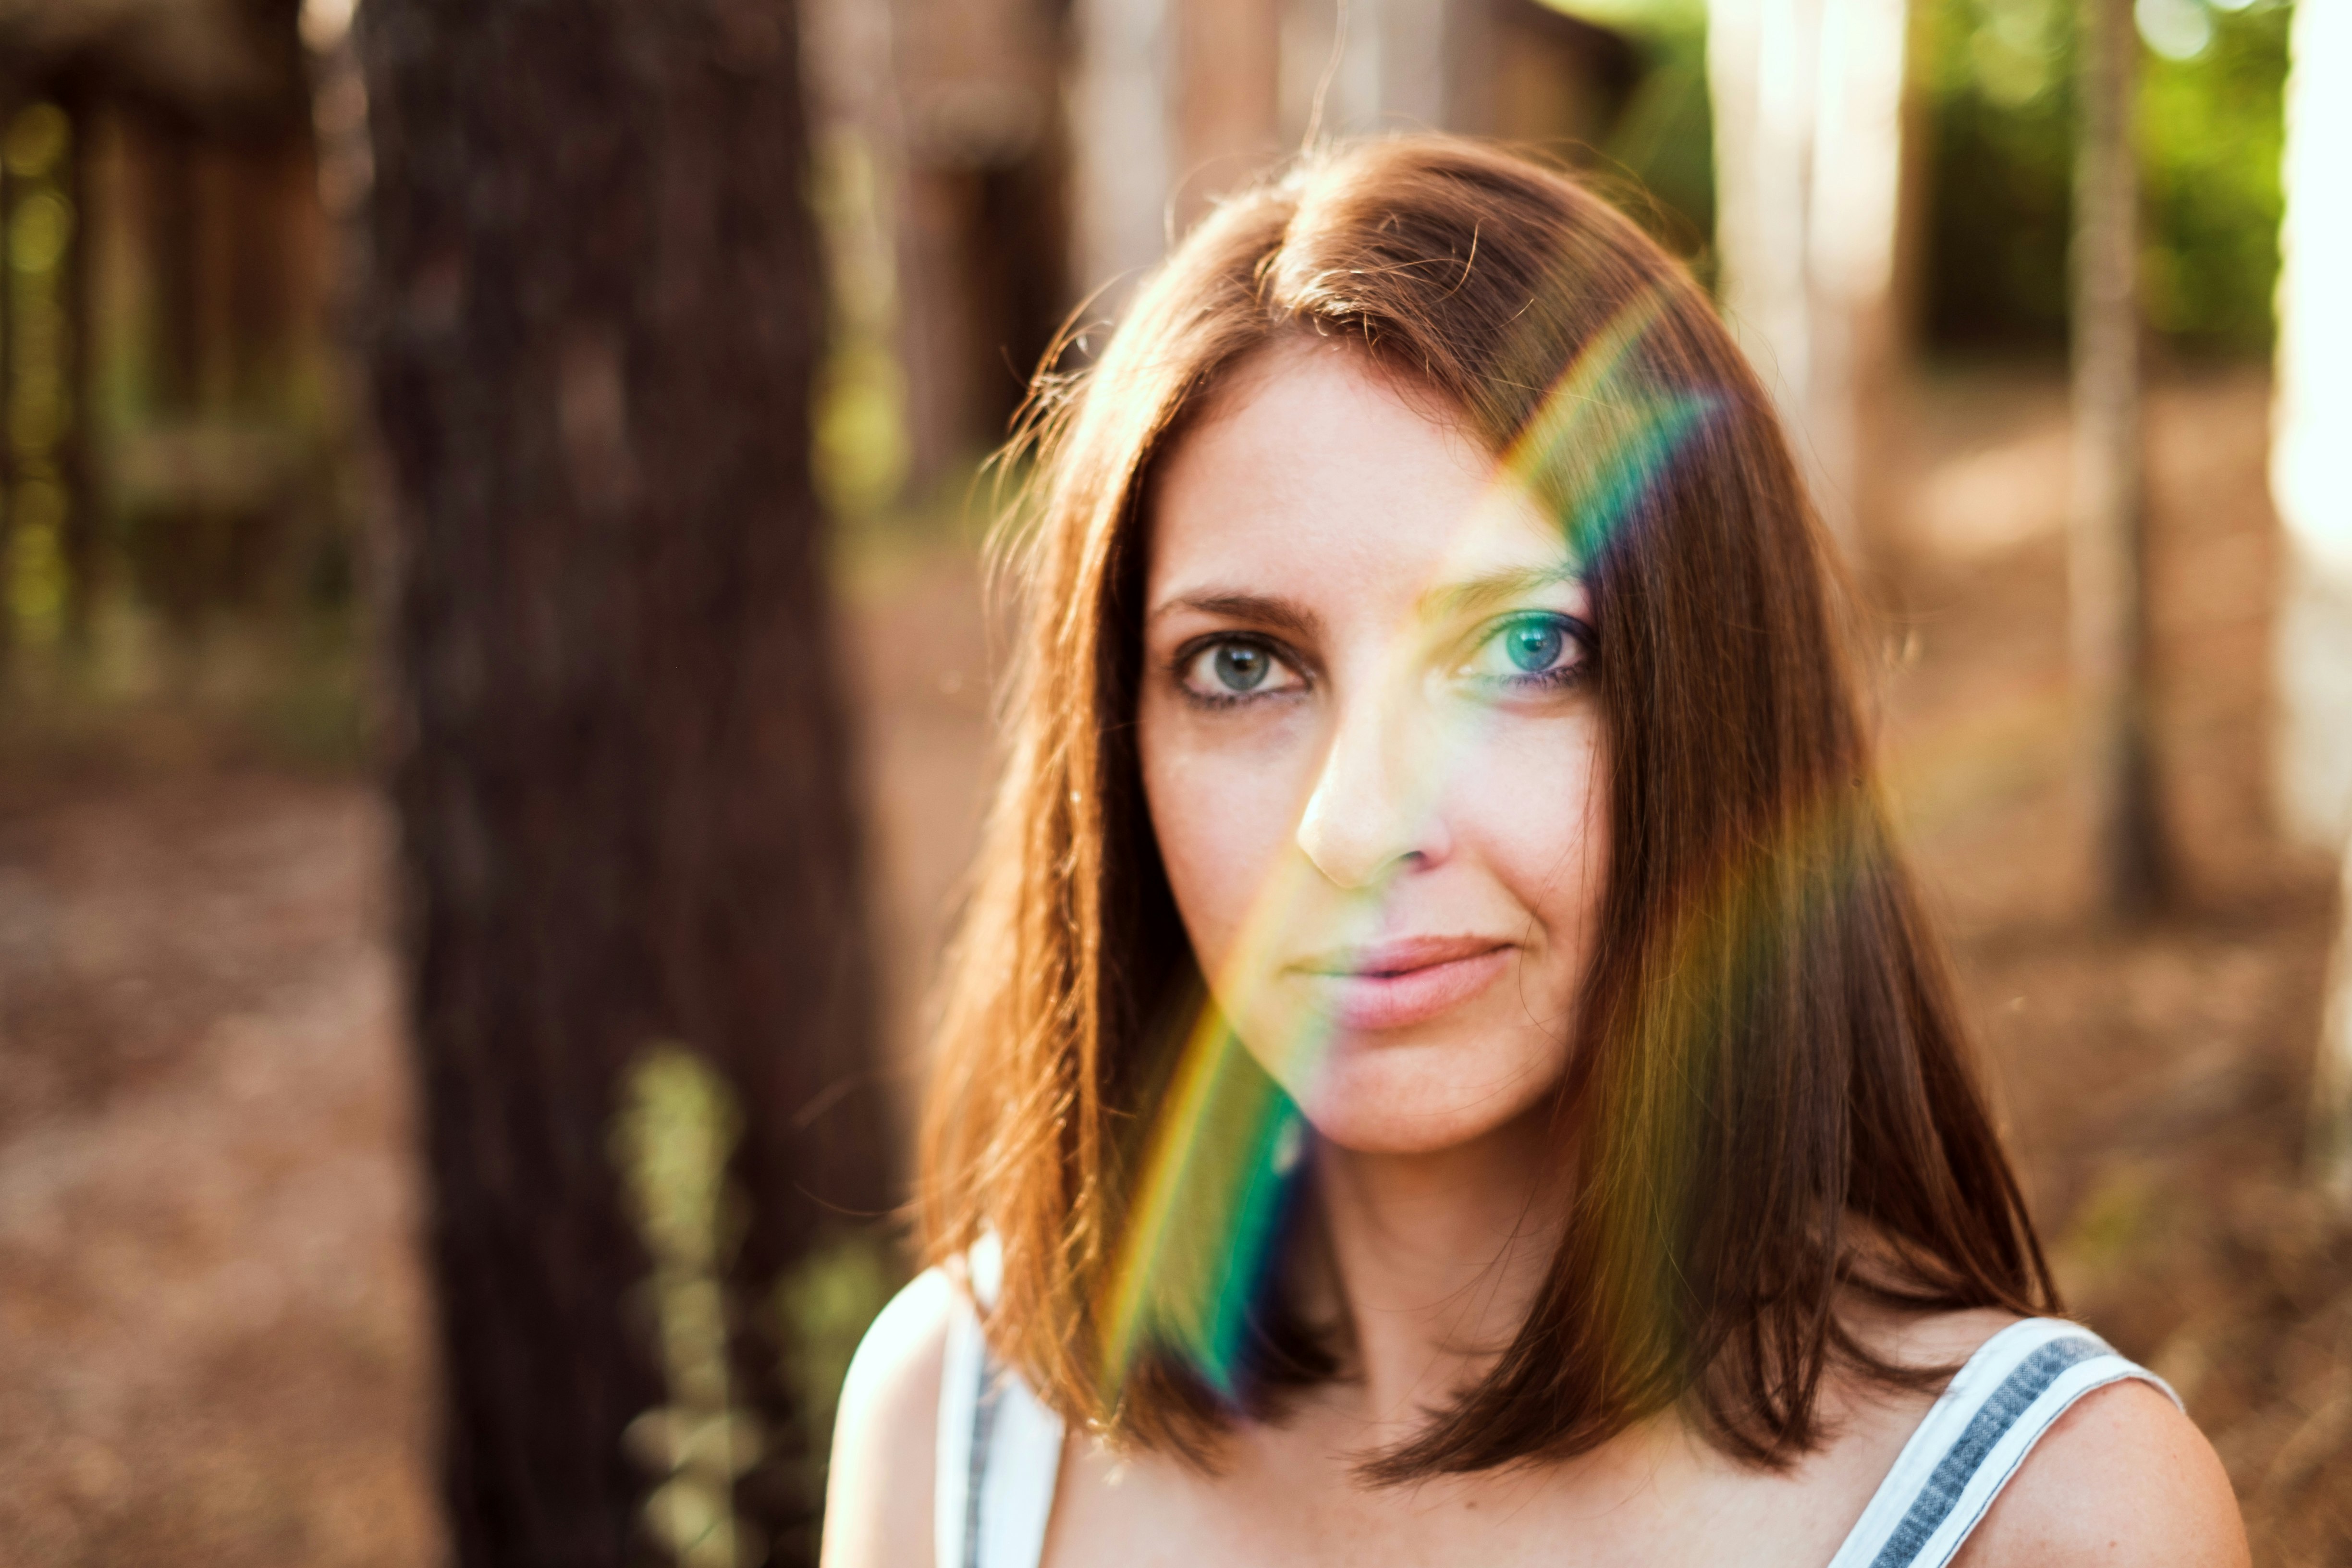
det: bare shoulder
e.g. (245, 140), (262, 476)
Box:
(820, 1265), (956, 1568)
(1954, 1377), (2248, 1568)
(1818, 1309), (2245, 1568)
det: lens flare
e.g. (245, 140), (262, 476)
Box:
(1098, 290), (1720, 1407)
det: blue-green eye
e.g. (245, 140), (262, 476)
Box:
(1214, 643), (1271, 691)
(1461, 612), (1591, 690)
(1503, 619), (1565, 673)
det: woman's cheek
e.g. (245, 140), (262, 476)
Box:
(1141, 718), (1306, 978)
(1459, 719), (1610, 978)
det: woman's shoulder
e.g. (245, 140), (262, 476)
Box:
(1842, 1310), (2246, 1568)
(820, 1266), (958, 1568)
(1955, 1367), (2246, 1568)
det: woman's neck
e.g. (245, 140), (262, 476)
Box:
(1310, 1106), (1569, 1436)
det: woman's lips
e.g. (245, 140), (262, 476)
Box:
(1293, 936), (1514, 1031)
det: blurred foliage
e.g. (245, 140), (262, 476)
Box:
(1544, 0), (1718, 269)
(1, 93), (361, 719)
(6, 104), (77, 651)
(0, 608), (368, 792)
(811, 129), (911, 523)
(614, 1045), (747, 1282)
(1918, 0), (2077, 350)
(2138, 0), (2292, 352)
(828, 452), (1006, 604)
(610, 1045), (904, 1546)
(244, 609), (366, 766)
(612, 1043), (760, 1568)
(1919, 0), (2292, 357)
(1556, 0), (2292, 356)
(773, 1232), (899, 1507)
(1606, 18), (1719, 269)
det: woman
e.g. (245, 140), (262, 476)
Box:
(824, 137), (2243, 1568)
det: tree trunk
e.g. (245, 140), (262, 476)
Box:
(362, 1), (893, 1562)
(1175, 0), (1279, 230)
(1070, 0), (1176, 305)
(2271, 0), (2352, 1195)
(2069, 0), (2164, 918)
(1707, 0), (1911, 559)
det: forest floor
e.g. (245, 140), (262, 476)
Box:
(0, 363), (2345, 1565)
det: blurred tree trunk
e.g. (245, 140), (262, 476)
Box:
(2069, 0), (2164, 918)
(362, 1), (893, 1563)
(1174, 0), (1279, 230)
(1706, 0), (1911, 558)
(1070, 0), (1174, 306)
(2271, 0), (2352, 1195)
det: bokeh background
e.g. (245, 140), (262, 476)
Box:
(0, 0), (2345, 1562)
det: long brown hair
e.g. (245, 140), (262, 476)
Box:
(919, 135), (2054, 1477)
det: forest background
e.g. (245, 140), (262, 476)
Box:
(0, 0), (2344, 1564)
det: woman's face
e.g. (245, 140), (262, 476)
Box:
(1138, 342), (1610, 1156)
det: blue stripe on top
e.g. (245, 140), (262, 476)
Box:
(965, 1344), (1000, 1568)
(1867, 1335), (2106, 1568)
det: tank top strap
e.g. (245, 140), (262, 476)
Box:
(934, 1236), (1066, 1568)
(1824, 1317), (2179, 1568)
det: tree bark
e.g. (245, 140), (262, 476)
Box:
(2270, 0), (2352, 1194)
(362, 1), (892, 1561)
(2069, 0), (2164, 918)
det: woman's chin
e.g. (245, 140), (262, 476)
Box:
(1276, 1039), (1565, 1157)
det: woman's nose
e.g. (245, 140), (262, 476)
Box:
(1293, 686), (1452, 889)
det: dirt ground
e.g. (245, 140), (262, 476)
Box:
(0, 365), (2344, 1564)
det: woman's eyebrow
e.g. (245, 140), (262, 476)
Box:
(1418, 563), (1587, 621)
(1146, 590), (1322, 641)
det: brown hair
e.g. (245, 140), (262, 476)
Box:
(918, 135), (2054, 1477)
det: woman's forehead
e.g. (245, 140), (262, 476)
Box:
(1147, 344), (1581, 618)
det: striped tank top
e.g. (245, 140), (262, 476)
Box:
(934, 1259), (2176, 1568)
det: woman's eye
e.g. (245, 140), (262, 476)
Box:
(1177, 638), (1302, 702)
(1213, 644), (1272, 691)
(1503, 619), (1565, 673)
(1460, 613), (1592, 689)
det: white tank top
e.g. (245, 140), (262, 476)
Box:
(934, 1256), (2173, 1568)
